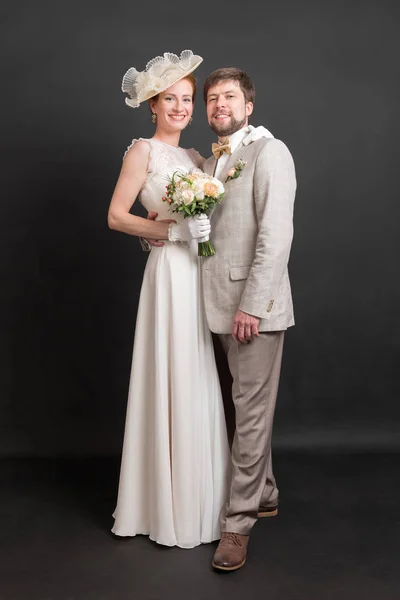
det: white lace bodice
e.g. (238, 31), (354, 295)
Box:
(124, 138), (204, 222)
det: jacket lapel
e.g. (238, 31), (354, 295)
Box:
(217, 142), (251, 184)
(203, 157), (217, 177)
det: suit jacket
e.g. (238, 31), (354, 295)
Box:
(201, 136), (297, 333)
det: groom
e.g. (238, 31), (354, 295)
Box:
(144, 67), (296, 570)
(201, 68), (296, 571)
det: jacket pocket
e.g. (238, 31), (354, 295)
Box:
(229, 265), (251, 281)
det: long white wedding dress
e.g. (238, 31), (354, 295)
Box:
(112, 138), (230, 548)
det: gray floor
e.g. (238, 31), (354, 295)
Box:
(1, 452), (399, 600)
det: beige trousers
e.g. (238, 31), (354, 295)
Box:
(218, 331), (285, 535)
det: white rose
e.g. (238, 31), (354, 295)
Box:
(193, 181), (205, 199)
(173, 191), (183, 204)
(178, 181), (190, 191)
(181, 189), (195, 205)
(215, 179), (225, 195)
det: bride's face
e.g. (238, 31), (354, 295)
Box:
(150, 79), (194, 133)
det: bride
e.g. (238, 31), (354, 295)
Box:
(108, 50), (267, 548)
(108, 50), (231, 548)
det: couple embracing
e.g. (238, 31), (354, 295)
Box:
(108, 50), (296, 571)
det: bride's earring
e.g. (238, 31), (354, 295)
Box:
(151, 113), (157, 124)
(189, 117), (193, 125)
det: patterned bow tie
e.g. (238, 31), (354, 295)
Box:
(212, 137), (232, 159)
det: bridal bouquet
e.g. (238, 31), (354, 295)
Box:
(162, 170), (224, 256)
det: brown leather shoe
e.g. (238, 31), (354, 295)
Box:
(212, 532), (249, 571)
(257, 505), (278, 518)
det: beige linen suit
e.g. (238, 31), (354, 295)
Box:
(202, 133), (296, 534)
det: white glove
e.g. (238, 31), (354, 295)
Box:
(242, 124), (274, 146)
(168, 213), (211, 243)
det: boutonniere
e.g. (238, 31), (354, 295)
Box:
(225, 159), (247, 183)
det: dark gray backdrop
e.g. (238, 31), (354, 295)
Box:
(1, 0), (399, 457)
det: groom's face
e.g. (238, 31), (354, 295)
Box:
(206, 80), (253, 137)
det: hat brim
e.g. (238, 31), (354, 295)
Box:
(139, 57), (203, 104)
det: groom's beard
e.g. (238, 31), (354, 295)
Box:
(209, 114), (248, 137)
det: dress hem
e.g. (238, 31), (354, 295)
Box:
(111, 528), (220, 549)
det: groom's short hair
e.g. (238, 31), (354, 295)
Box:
(203, 68), (255, 104)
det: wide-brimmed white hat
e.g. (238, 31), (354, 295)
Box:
(121, 49), (203, 108)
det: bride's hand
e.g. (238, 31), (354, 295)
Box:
(142, 211), (176, 248)
(168, 214), (211, 243)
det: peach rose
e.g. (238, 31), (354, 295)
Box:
(203, 182), (219, 197)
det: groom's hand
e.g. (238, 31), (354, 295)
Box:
(144, 211), (176, 247)
(232, 310), (260, 344)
